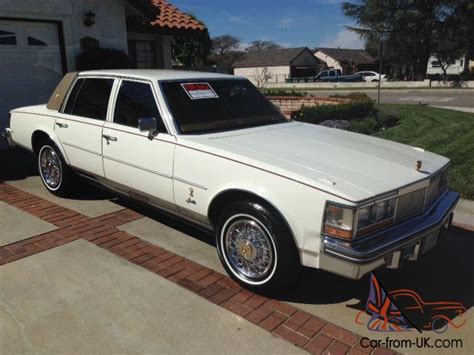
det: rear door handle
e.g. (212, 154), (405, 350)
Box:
(102, 134), (117, 142)
(56, 122), (68, 128)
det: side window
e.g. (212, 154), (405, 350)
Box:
(113, 81), (167, 132)
(64, 78), (113, 120)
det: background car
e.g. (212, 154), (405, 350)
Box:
(356, 71), (388, 82)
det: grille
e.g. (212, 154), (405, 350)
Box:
(425, 173), (441, 208)
(395, 167), (448, 223)
(395, 188), (425, 222)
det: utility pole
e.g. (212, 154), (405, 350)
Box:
(377, 40), (383, 104)
(377, 32), (389, 104)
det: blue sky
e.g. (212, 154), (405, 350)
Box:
(172, 0), (364, 49)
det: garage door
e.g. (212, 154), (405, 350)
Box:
(0, 20), (63, 148)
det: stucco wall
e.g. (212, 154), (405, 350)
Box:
(314, 50), (341, 71)
(0, 0), (128, 71)
(234, 66), (291, 85)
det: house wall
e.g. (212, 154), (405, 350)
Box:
(292, 49), (321, 66)
(426, 55), (467, 76)
(234, 66), (290, 85)
(0, 0), (129, 70)
(314, 50), (341, 71)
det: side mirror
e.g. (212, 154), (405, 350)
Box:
(138, 117), (157, 132)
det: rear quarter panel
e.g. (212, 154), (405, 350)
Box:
(10, 106), (68, 163)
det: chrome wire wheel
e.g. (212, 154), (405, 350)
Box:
(39, 146), (62, 190)
(221, 214), (276, 284)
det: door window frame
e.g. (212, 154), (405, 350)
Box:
(60, 75), (117, 123)
(108, 77), (170, 135)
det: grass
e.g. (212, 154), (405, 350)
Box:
(374, 105), (474, 199)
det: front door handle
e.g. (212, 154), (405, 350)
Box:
(56, 122), (68, 128)
(102, 134), (117, 142)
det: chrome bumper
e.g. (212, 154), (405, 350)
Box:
(320, 190), (459, 279)
(2, 128), (15, 147)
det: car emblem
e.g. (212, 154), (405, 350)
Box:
(416, 160), (422, 171)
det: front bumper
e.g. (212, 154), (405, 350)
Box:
(320, 190), (459, 279)
(2, 128), (15, 147)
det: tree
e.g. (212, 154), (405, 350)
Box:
(171, 15), (211, 67)
(341, 0), (474, 81)
(211, 35), (245, 65)
(254, 67), (272, 88)
(246, 40), (282, 52)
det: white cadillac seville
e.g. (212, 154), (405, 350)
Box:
(4, 70), (459, 292)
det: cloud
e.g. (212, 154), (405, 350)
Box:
(319, 29), (364, 49)
(221, 11), (253, 26)
(278, 17), (296, 28)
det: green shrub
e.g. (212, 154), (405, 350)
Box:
(294, 99), (374, 124)
(348, 117), (378, 134)
(76, 48), (130, 71)
(330, 92), (371, 101)
(262, 89), (306, 97)
(375, 110), (399, 129)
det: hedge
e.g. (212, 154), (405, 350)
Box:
(293, 98), (374, 124)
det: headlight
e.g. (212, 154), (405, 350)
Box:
(323, 203), (355, 240)
(324, 198), (397, 240)
(356, 198), (396, 236)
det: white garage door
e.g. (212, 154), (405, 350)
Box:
(0, 20), (63, 148)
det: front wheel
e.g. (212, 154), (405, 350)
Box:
(38, 140), (75, 197)
(216, 200), (301, 293)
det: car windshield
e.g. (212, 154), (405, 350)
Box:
(161, 79), (287, 134)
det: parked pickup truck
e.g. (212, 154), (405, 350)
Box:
(315, 69), (363, 82)
(3, 70), (459, 292)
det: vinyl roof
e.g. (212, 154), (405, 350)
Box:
(78, 69), (237, 81)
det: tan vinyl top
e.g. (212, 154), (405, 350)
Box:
(47, 72), (78, 111)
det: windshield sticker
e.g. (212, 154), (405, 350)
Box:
(181, 82), (219, 100)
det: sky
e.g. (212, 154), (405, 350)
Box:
(172, 0), (364, 49)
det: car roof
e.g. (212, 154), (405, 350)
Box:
(77, 69), (239, 81)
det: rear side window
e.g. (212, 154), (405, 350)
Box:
(64, 78), (114, 120)
(113, 80), (166, 132)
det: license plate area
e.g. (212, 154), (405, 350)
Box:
(421, 231), (439, 255)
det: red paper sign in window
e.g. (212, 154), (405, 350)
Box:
(181, 82), (219, 100)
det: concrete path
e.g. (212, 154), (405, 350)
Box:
(430, 106), (474, 113)
(8, 176), (124, 218)
(0, 201), (56, 246)
(0, 240), (303, 355)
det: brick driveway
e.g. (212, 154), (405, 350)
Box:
(1, 149), (472, 354)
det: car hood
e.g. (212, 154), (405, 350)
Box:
(181, 122), (449, 202)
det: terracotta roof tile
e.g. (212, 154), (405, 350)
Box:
(150, 0), (206, 31)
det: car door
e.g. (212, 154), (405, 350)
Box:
(55, 77), (114, 177)
(102, 79), (176, 211)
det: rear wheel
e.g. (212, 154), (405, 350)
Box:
(216, 200), (300, 293)
(37, 140), (75, 197)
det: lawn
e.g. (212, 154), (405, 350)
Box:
(375, 105), (474, 199)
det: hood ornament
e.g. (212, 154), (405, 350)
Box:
(416, 160), (422, 171)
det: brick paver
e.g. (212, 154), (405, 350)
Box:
(0, 182), (397, 355)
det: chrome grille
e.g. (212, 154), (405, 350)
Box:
(425, 173), (441, 208)
(395, 167), (448, 223)
(395, 188), (425, 222)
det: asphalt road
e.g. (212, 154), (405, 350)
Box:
(307, 88), (474, 108)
